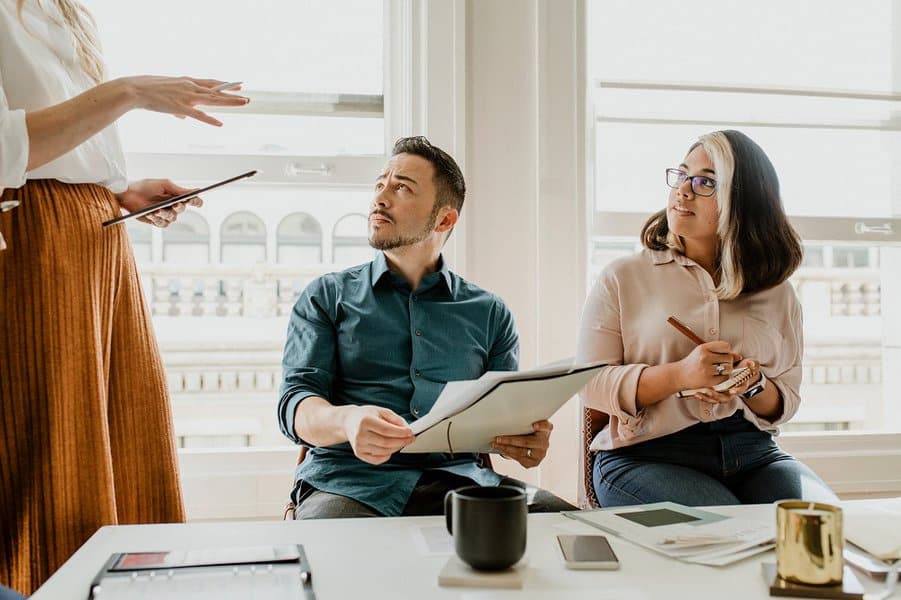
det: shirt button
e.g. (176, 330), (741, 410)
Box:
(412, 295), (418, 302)
(709, 328), (717, 336)
(414, 369), (421, 377)
(412, 407), (420, 416)
(415, 330), (422, 336)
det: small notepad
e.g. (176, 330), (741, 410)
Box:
(437, 556), (526, 589)
(677, 367), (752, 398)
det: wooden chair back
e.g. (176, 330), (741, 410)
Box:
(579, 406), (609, 508)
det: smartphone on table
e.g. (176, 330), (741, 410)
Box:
(557, 534), (620, 570)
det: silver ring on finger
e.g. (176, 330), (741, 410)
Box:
(715, 363), (726, 376)
(526, 448), (532, 458)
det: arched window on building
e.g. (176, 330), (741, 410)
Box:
(159, 211), (210, 316)
(277, 213), (322, 264)
(162, 211), (210, 264)
(125, 219), (152, 263)
(332, 213), (372, 266)
(221, 212), (267, 265)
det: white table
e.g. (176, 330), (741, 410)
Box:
(33, 505), (888, 599)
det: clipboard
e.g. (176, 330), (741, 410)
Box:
(87, 544), (315, 599)
(102, 169), (258, 227)
(401, 361), (606, 454)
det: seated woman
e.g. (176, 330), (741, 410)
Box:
(576, 130), (836, 507)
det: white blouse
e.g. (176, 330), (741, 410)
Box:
(0, 0), (127, 196)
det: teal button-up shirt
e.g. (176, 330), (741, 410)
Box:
(277, 252), (519, 516)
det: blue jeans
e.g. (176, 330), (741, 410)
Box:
(593, 411), (837, 507)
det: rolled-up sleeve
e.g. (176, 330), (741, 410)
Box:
(0, 68), (29, 194)
(575, 270), (648, 439)
(277, 278), (339, 445)
(742, 287), (803, 431)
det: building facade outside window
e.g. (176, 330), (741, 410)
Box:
(587, 0), (901, 435)
(277, 213), (323, 264)
(90, 0), (410, 518)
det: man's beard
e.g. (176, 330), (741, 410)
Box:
(368, 203), (441, 251)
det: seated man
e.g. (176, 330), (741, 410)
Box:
(277, 136), (575, 518)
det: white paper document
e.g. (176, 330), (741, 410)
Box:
(842, 497), (901, 561)
(563, 502), (775, 567)
(401, 360), (606, 453)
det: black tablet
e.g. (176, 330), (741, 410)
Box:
(102, 169), (257, 227)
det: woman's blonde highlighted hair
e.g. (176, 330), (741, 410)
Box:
(17, 0), (105, 83)
(641, 130), (802, 299)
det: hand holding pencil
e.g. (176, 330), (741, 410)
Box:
(667, 316), (742, 369)
(667, 316), (758, 402)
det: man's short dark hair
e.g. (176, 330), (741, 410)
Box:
(391, 136), (466, 213)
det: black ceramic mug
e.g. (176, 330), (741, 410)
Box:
(444, 485), (527, 571)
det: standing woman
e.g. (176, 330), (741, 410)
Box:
(0, 0), (248, 594)
(576, 130), (836, 507)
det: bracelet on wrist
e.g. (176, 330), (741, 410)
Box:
(741, 373), (767, 400)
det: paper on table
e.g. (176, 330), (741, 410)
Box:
(563, 502), (774, 567)
(842, 498), (901, 561)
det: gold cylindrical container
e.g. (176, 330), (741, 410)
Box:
(776, 500), (844, 586)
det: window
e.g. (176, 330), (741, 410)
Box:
(221, 212), (267, 265)
(333, 214), (374, 265)
(587, 0), (901, 434)
(90, 0), (384, 159)
(162, 212), (210, 264)
(90, 0), (408, 518)
(277, 213), (323, 264)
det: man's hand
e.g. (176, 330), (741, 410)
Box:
(491, 420), (552, 469)
(342, 405), (416, 465)
(116, 178), (203, 228)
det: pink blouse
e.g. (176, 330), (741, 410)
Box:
(576, 248), (802, 451)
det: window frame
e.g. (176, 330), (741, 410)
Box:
(121, 0), (471, 519)
(585, 21), (901, 495)
(113, 0), (410, 512)
(122, 1), (901, 520)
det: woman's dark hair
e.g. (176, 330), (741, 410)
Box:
(391, 136), (466, 213)
(641, 130), (802, 299)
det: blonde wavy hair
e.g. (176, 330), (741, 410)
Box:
(17, 0), (105, 83)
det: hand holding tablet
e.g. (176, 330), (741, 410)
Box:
(103, 169), (258, 227)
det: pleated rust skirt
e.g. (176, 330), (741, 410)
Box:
(0, 180), (185, 595)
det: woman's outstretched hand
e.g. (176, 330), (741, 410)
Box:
(120, 76), (249, 126)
